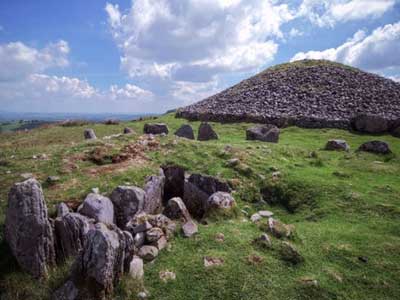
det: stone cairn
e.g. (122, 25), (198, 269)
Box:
(4, 166), (236, 300)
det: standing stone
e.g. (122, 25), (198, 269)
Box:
(143, 123), (169, 135)
(351, 114), (389, 134)
(246, 125), (280, 143)
(78, 193), (115, 224)
(5, 178), (55, 278)
(162, 165), (185, 202)
(175, 124), (195, 139)
(143, 169), (165, 215)
(54, 213), (93, 262)
(198, 122), (218, 141)
(358, 141), (392, 155)
(325, 139), (350, 151)
(110, 186), (145, 228)
(84, 128), (97, 140)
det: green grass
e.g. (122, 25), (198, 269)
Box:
(0, 113), (399, 299)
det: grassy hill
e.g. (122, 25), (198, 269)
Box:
(0, 113), (399, 299)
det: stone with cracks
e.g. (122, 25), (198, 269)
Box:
(110, 186), (145, 228)
(175, 124), (195, 139)
(78, 193), (114, 225)
(5, 178), (55, 278)
(325, 139), (350, 151)
(54, 212), (93, 262)
(246, 125), (280, 143)
(358, 141), (392, 155)
(197, 122), (218, 141)
(84, 128), (97, 140)
(143, 169), (165, 215)
(143, 123), (169, 135)
(145, 227), (164, 243)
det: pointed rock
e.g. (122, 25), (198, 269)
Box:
(198, 122), (218, 141)
(175, 124), (195, 139)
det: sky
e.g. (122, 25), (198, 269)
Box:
(0, 0), (399, 114)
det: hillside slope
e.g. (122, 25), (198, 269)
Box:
(177, 60), (400, 128)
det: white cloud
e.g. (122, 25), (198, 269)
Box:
(0, 40), (69, 81)
(298, 0), (396, 27)
(291, 21), (400, 72)
(388, 75), (400, 82)
(289, 28), (303, 38)
(106, 0), (293, 82)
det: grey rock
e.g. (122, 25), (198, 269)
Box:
(258, 210), (274, 218)
(207, 192), (236, 212)
(146, 227), (164, 243)
(84, 128), (97, 140)
(164, 197), (192, 222)
(358, 141), (392, 155)
(52, 280), (79, 300)
(129, 256), (144, 280)
(143, 123), (169, 135)
(280, 242), (304, 264)
(133, 232), (146, 248)
(152, 235), (168, 250)
(110, 186), (145, 228)
(54, 212), (93, 262)
(147, 214), (176, 239)
(47, 175), (61, 184)
(182, 220), (198, 238)
(143, 169), (165, 215)
(5, 178), (55, 278)
(138, 245), (159, 261)
(123, 127), (134, 134)
(246, 125), (280, 143)
(325, 139), (350, 151)
(56, 202), (70, 218)
(198, 122), (218, 141)
(351, 114), (389, 133)
(78, 193), (114, 224)
(175, 124), (195, 139)
(250, 213), (262, 223)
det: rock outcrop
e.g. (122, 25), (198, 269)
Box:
(177, 60), (400, 129)
(5, 178), (56, 278)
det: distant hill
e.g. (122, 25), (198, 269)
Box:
(177, 60), (400, 129)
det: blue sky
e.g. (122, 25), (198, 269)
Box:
(0, 0), (399, 113)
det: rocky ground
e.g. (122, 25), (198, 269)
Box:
(177, 60), (400, 129)
(0, 113), (399, 300)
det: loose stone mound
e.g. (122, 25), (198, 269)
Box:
(84, 128), (97, 140)
(5, 178), (56, 278)
(358, 141), (392, 155)
(197, 122), (218, 141)
(144, 123), (169, 135)
(246, 125), (279, 143)
(177, 60), (400, 129)
(175, 124), (195, 139)
(325, 139), (350, 151)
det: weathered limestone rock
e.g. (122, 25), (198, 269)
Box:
(182, 220), (198, 238)
(351, 114), (389, 134)
(110, 186), (145, 228)
(206, 192), (236, 213)
(78, 193), (114, 224)
(5, 178), (55, 278)
(133, 232), (145, 248)
(358, 140), (392, 155)
(143, 123), (169, 135)
(145, 227), (164, 243)
(198, 122), (218, 141)
(84, 128), (97, 140)
(164, 197), (192, 222)
(126, 212), (153, 235)
(147, 214), (176, 239)
(129, 256), (144, 280)
(143, 169), (165, 214)
(138, 245), (159, 261)
(56, 202), (70, 218)
(162, 165), (185, 202)
(325, 139), (350, 151)
(246, 125), (280, 143)
(54, 212), (93, 262)
(175, 124), (195, 139)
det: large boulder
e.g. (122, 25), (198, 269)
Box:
(57, 223), (134, 299)
(84, 128), (97, 140)
(358, 141), (392, 155)
(78, 193), (115, 225)
(197, 122), (218, 141)
(54, 213), (93, 262)
(325, 139), (350, 151)
(162, 165), (185, 202)
(5, 178), (56, 278)
(110, 186), (145, 228)
(246, 124), (279, 143)
(351, 114), (390, 134)
(143, 169), (165, 215)
(143, 123), (169, 135)
(175, 124), (195, 139)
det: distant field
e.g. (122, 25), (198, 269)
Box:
(0, 113), (399, 300)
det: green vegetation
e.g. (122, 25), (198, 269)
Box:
(0, 113), (399, 299)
